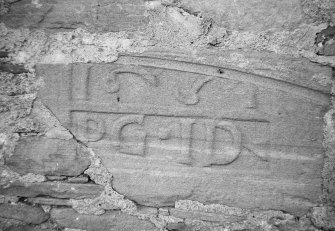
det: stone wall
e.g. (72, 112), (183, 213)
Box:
(0, 0), (335, 230)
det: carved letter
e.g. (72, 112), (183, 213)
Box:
(85, 118), (105, 142)
(106, 66), (158, 93)
(158, 119), (195, 164)
(74, 113), (105, 142)
(111, 115), (146, 156)
(211, 121), (242, 165)
(198, 120), (242, 167)
(178, 118), (196, 165)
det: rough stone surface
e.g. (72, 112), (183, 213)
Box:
(70, 184), (136, 216)
(50, 208), (158, 231)
(0, 217), (26, 231)
(311, 207), (335, 229)
(26, 197), (71, 206)
(162, 0), (305, 31)
(316, 26), (335, 56)
(310, 206), (335, 230)
(5, 136), (90, 176)
(0, 182), (104, 199)
(4, 225), (54, 231)
(301, 0), (335, 24)
(0, 203), (49, 224)
(67, 176), (89, 183)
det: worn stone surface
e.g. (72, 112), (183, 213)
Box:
(0, 182), (104, 199)
(0, 217), (26, 231)
(37, 50), (331, 215)
(0, 203), (49, 224)
(5, 136), (90, 176)
(0, 0), (149, 32)
(51, 208), (158, 231)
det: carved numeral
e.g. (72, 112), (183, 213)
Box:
(71, 64), (91, 101)
(245, 84), (258, 109)
(176, 77), (213, 105)
(106, 66), (158, 93)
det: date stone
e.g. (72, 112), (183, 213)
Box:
(36, 51), (332, 215)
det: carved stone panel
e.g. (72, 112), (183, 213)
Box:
(37, 51), (331, 215)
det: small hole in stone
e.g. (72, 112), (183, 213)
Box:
(218, 68), (224, 74)
(117, 97), (120, 102)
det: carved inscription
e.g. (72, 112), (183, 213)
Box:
(37, 54), (331, 214)
(72, 112), (105, 142)
(71, 64), (91, 101)
(105, 66), (158, 94)
(202, 121), (242, 166)
(111, 115), (146, 156)
(72, 112), (245, 167)
(176, 77), (213, 105)
(244, 84), (258, 109)
(158, 119), (196, 164)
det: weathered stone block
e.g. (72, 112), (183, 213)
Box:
(5, 137), (90, 176)
(51, 208), (158, 231)
(26, 197), (71, 206)
(0, 63), (28, 74)
(0, 182), (104, 199)
(1, 0), (148, 32)
(37, 51), (331, 215)
(0, 203), (49, 225)
(170, 209), (246, 224)
(4, 225), (54, 231)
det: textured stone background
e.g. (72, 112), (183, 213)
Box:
(0, 0), (335, 230)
